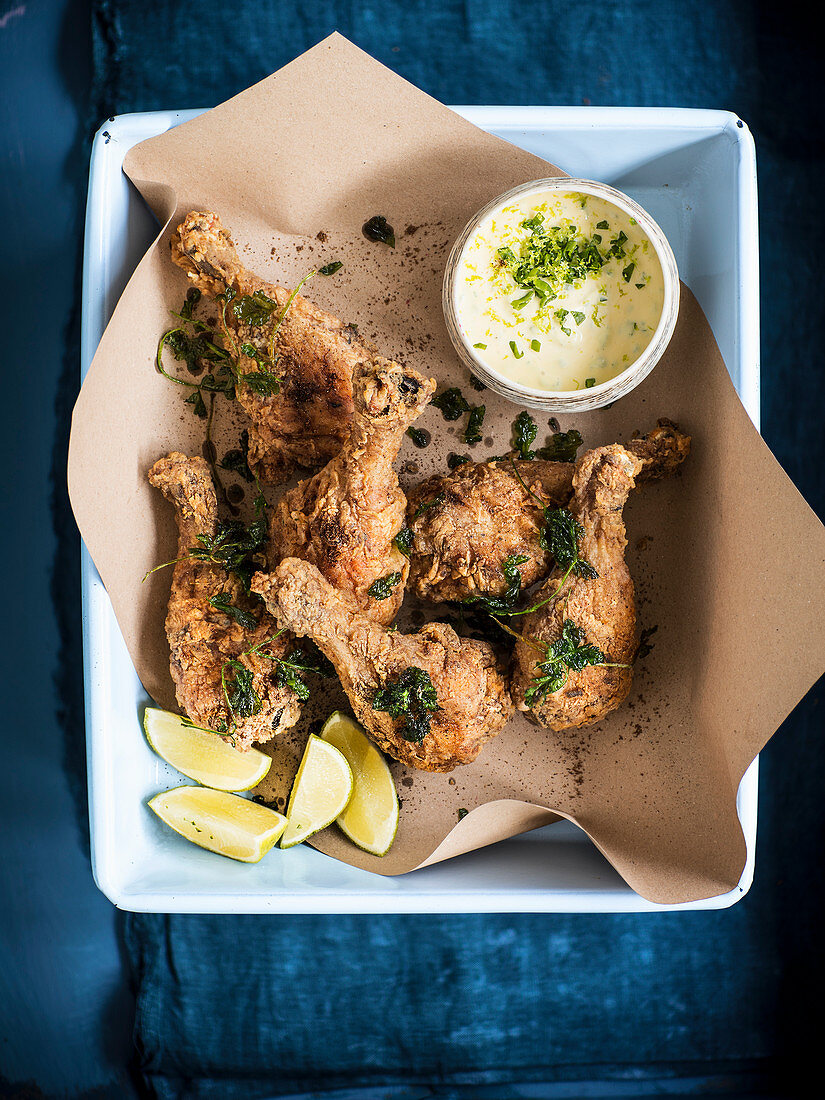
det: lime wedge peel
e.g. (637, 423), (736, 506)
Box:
(321, 711), (399, 856)
(280, 734), (354, 849)
(148, 786), (287, 862)
(143, 707), (271, 792)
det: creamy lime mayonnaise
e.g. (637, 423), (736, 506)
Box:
(455, 190), (664, 392)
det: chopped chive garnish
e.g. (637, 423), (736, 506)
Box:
(635, 282), (645, 289)
(571, 311), (585, 325)
(509, 340), (524, 359)
(530, 339), (541, 352)
(622, 262), (636, 283)
(585, 377), (596, 388)
(473, 342), (487, 350)
(511, 290), (534, 310)
(596, 220), (609, 229)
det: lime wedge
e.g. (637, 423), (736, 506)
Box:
(148, 786), (286, 862)
(143, 707), (271, 791)
(280, 734), (353, 848)
(321, 711), (399, 856)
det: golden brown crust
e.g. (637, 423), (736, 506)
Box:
(509, 444), (643, 730)
(407, 420), (691, 604)
(171, 210), (374, 481)
(269, 359), (435, 624)
(148, 452), (302, 749)
(252, 560), (513, 772)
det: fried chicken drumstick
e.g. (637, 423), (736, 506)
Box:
(148, 453), (303, 749)
(252, 559), (513, 772)
(172, 210), (384, 481)
(509, 444), (644, 730)
(269, 359), (434, 625)
(407, 419), (690, 603)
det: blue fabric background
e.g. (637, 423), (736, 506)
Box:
(88, 1), (825, 1096)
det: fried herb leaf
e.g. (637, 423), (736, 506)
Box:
(272, 644), (334, 702)
(512, 412), (538, 459)
(636, 625), (658, 661)
(431, 387), (471, 421)
(406, 426), (430, 448)
(221, 660), (261, 721)
(219, 432), (255, 482)
(464, 404), (486, 446)
(393, 527), (413, 556)
(362, 215), (396, 248)
(368, 571), (403, 600)
(232, 290), (278, 327)
(412, 491), (445, 521)
(373, 667), (439, 743)
(540, 508), (598, 578)
(534, 428), (583, 463)
(185, 389), (207, 418)
(208, 593), (258, 631)
(319, 261), (343, 276)
(463, 554), (528, 616)
(243, 370), (281, 396)
(524, 620), (608, 707)
(447, 452), (471, 470)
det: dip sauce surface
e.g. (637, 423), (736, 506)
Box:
(455, 189), (665, 392)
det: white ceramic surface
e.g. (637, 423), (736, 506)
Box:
(81, 107), (759, 913)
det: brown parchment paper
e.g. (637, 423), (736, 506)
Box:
(68, 34), (825, 903)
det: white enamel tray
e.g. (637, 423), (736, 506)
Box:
(82, 106), (759, 912)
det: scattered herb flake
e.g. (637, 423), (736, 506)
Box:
(464, 405), (486, 446)
(406, 426), (430, 449)
(431, 387), (471, 421)
(512, 411), (538, 459)
(318, 261), (343, 276)
(534, 428), (583, 463)
(362, 215), (396, 248)
(636, 625), (658, 661)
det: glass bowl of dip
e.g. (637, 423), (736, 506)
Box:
(443, 178), (679, 412)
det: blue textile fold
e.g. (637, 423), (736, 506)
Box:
(93, 1), (824, 1096)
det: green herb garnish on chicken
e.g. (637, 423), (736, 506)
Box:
(523, 620), (610, 706)
(208, 593), (259, 631)
(372, 667), (439, 743)
(462, 554), (528, 617)
(393, 527), (414, 556)
(368, 572), (403, 601)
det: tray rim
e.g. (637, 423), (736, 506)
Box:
(81, 105), (760, 913)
